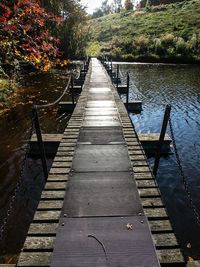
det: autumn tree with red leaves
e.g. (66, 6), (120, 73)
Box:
(0, 0), (64, 73)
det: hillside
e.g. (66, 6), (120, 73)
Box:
(87, 0), (200, 63)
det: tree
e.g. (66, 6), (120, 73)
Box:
(113, 0), (122, 12)
(0, 0), (63, 73)
(124, 0), (133, 10)
(92, 0), (111, 18)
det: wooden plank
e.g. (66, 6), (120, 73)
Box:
(33, 211), (60, 222)
(23, 237), (55, 251)
(134, 172), (154, 179)
(136, 180), (157, 188)
(52, 162), (72, 168)
(154, 233), (179, 247)
(148, 220), (173, 232)
(41, 191), (65, 199)
(49, 168), (70, 174)
(56, 151), (74, 156)
(139, 188), (160, 197)
(138, 133), (171, 142)
(28, 223), (58, 235)
(37, 200), (63, 210)
(47, 174), (69, 181)
(53, 156), (73, 162)
(17, 252), (51, 266)
(157, 249), (185, 264)
(31, 134), (63, 142)
(45, 182), (67, 190)
(132, 161), (149, 166)
(144, 207), (168, 219)
(130, 155), (146, 161)
(141, 197), (164, 207)
(133, 166), (151, 172)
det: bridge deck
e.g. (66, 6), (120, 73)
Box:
(17, 58), (185, 267)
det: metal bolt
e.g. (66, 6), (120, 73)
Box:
(62, 223), (65, 226)
(64, 214), (67, 217)
(138, 212), (142, 216)
(140, 220), (144, 224)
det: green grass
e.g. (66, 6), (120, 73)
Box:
(87, 0), (200, 63)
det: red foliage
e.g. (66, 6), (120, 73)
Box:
(0, 0), (64, 71)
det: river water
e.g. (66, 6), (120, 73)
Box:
(117, 62), (200, 260)
(0, 63), (200, 262)
(0, 69), (73, 262)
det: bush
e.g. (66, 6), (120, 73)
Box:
(134, 35), (150, 53)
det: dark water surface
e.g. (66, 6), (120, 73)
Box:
(116, 62), (200, 260)
(0, 69), (72, 261)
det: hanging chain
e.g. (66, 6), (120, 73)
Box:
(169, 116), (200, 225)
(0, 117), (34, 242)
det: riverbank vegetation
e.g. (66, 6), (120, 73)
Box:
(87, 0), (200, 63)
(0, 0), (88, 105)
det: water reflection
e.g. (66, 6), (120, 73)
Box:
(0, 69), (72, 261)
(118, 63), (200, 259)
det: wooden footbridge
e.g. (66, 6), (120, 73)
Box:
(17, 58), (185, 267)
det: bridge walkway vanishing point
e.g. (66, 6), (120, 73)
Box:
(17, 58), (185, 267)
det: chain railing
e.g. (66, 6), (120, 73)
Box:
(169, 116), (200, 225)
(0, 118), (34, 242)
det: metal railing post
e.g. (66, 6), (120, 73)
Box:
(116, 65), (119, 89)
(71, 76), (75, 104)
(153, 104), (171, 177)
(32, 106), (48, 180)
(126, 72), (130, 104)
(111, 59), (113, 73)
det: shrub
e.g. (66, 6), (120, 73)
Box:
(175, 37), (187, 54)
(161, 33), (175, 46)
(134, 35), (150, 53)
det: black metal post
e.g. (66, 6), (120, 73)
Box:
(126, 72), (130, 104)
(32, 106), (48, 180)
(116, 65), (119, 89)
(71, 76), (75, 104)
(111, 59), (113, 73)
(153, 104), (171, 177)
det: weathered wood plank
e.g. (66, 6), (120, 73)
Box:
(47, 174), (69, 181)
(45, 182), (67, 190)
(144, 207), (168, 219)
(17, 252), (51, 266)
(154, 233), (179, 247)
(141, 197), (164, 207)
(157, 249), (185, 264)
(28, 223), (58, 235)
(52, 162), (72, 168)
(136, 180), (157, 187)
(23, 237), (55, 251)
(134, 172), (154, 179)
(37, 200), (63, 210)
(133, 166), (151, 172)
(31, 134), (63, 142)
(41, 191), (65, 200)
(148, 220), (173, 232)
(132, 161), (149, 166)
(33, 211), (60, 222)
(139, 188), (160, 197)
(56, 152), (74, 157)
(130, 155), (146, 161)
(138, 133), (171, 142)
(53, 156), (73, 162)
(49, 168), (70, 174)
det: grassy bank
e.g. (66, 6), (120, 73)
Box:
(87, 0), (200, 63)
